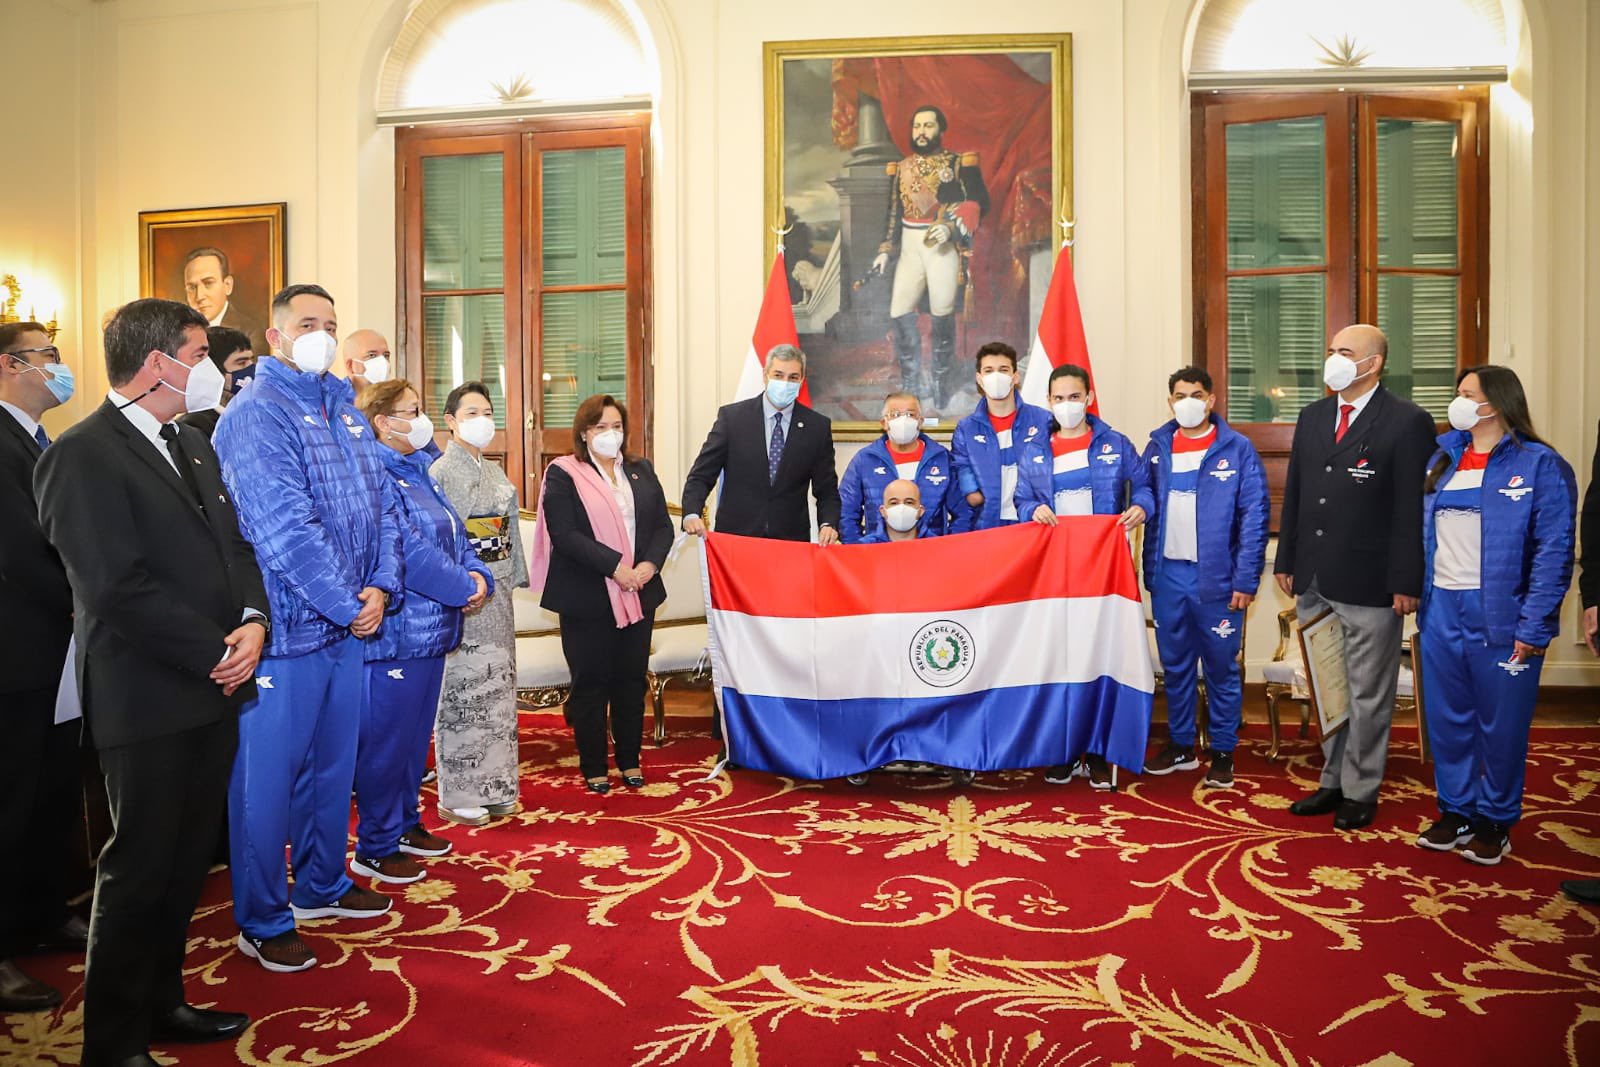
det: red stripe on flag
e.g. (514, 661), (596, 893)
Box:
(1033, 244), (1098, 416)
(705, 520), (1140, 619)
(749, 251), (810, 408)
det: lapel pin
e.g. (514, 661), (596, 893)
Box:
(630, 473), (638, 480)
(797, 421), (804, 429)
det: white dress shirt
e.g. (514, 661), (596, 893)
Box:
(592, 457), (637, 554)
(1333, 383), (1378, 434)
(108, 389), (179, 472)
(0, 399), (41, 442)
(208, 301), (230, 328)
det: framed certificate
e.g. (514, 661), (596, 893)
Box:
(1297, 609), (1350, 740)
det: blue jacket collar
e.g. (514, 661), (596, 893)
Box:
(1150, 413), (1240, 451)
(864, 432), (941, 467)
(379, 444), (431, 478)
(1436, 428), (1514, 463)
(258, 353), (335, 405)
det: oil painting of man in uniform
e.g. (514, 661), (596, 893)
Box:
(774, 41), (1064, 428)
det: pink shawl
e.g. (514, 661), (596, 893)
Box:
(529, 454), (644, 629)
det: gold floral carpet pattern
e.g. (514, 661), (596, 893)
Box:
(6, 712), (1600, 1066)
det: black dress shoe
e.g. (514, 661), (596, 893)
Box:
(1562, 879), (1600, 904)
(585, 779), (610, 795)
(152, 1003), (250, 1043)
(0, 959), (61, 1012)
(1333, 800), (1377, 831)
(36, 914), (91, 953)
(1289, 787), (1344, 816)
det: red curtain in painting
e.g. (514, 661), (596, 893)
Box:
(833, 54), (1054, 345)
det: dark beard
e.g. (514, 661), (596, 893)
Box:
(911, 135), (943, 156)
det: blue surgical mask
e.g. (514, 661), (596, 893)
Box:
(13, 356), (75, 405)
(766, 378), (801, 409)
(228, 364), (257, 392)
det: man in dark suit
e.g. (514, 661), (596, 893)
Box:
(681, 344), (841, 544)
(35, 298), (269, 1066)
(0, 321), (84, 1012)
(1274, 324), (1437, 831)
(1562, 422), (1600, 905)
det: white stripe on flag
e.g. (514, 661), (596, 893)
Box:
(709, 594), (1154, 702)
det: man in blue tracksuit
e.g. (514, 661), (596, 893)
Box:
(951, 341), (1054, 530)
(212, 284), (403, 973)
(840, 391), (963, 542)
(1140, 366), (1269, 789)
(351, 382), (493, 885)
(1416, 366), (1576, 865)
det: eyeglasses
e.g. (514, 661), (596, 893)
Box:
(391, 408), (422, 419)
(5, 346), (61, 364)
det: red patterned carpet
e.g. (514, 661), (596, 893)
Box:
(7, 711), (1600, 1066)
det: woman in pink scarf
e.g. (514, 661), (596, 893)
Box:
(531, 395), (674, 794)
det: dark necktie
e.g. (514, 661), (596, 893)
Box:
(1335, 403), (1355, 443)
(33, 425), (49, 450)
(158, 424), (205, 508)
(768, 412), (785, 484)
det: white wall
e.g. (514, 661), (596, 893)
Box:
(5, 0), (1597, 685)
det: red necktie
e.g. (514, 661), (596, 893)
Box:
(1335, 403), (1355, 443)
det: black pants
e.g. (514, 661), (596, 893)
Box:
(0, 687), (80, 960)
(82, 717), (236, 1066)
(559, 611), (654, 780)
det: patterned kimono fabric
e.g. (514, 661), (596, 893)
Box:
(431, 441), (530, 810)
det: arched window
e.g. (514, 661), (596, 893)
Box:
(1189, 0), (1512, 522)
(387, 0), (655, 495)
(379, 0), (653, 120)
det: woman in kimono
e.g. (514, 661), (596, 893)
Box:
(432, 381), (529, 825)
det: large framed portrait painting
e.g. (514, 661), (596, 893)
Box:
(139, 202), (287, 355)
(765, 34), (1072, 435)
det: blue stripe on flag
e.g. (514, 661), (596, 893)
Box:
(722, 676), (1153, 780)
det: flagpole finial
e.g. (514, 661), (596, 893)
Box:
(1058, 215), (1076, 249)
(772, 221), (793, 255)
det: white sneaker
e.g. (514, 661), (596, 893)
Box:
(436, 805), (490, 827)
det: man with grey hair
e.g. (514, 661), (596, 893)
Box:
(683, 344), (840, 544)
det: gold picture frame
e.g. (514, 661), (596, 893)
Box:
(138, 202), (287, 355)
(764, 34), (1073, 439)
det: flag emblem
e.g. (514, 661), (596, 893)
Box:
(1357, 458), (1369, 468)
(1217, 459), (1229, 470)
(1508, 475), (1524, 487)
(909, 620), (976, 688)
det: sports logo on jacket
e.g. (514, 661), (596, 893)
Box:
(1499, 475), (1533, 502)
(873, 466), (887, 475)
(1211, 619), (1235, 639)
(341, 413), (365, 437)
(1096, 443), (1120, 465)
(910, 620), (976, 688)
(927, 466), (946, 485)
(387, 668), (405, 680)
(1209, 457), (1236, 482)
(1497, 658), (1531, 676)
(1347, 457), (1375, 481)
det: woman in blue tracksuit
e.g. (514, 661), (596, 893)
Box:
(1033, 363), (1153, 788)
(839, 391), (962, 542)
(350, 381), (494, 885)
(1416, 365), (1576, 866)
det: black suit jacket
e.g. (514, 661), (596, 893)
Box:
(681, 397), (841, 541)
(217, 301), (269, 356)
(0, 409), (73, 693)
(34, 400), (269, 749)
(1580, 418), (1599, 610)
(539, 458), (674, 621)
(1273, 385), (1437, 607)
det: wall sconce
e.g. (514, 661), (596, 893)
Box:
(0, 274), (61, 340)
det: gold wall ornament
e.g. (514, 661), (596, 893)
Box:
(1311, 33), (1374, 69)
(0, 273), (61, 340)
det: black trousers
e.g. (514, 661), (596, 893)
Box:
(82, 717), (237, 1066)
(559, 611), (654, 780)
(0, 687), (80, 960)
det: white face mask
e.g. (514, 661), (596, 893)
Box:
(360, 355), (392, 383)
(589, 428), (624, 459)
(883, 503), (920, 533)
(285, 329), (337, 375)
(980, 371), (1014, 402)
(158, 352), (225, 412)
(457, 414), (496, 449)
(389, 412), (434, 450)
(1172, 396), (1209, 429)
(1447, 395), (1491, 432)
(1051, 400), (1087, 430)
(1322, 352), (1374, 393)
(886, 415), (920, 447)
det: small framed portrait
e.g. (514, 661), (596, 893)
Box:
(139, 202), (287, 355)
(765, 33), (1072, 436)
